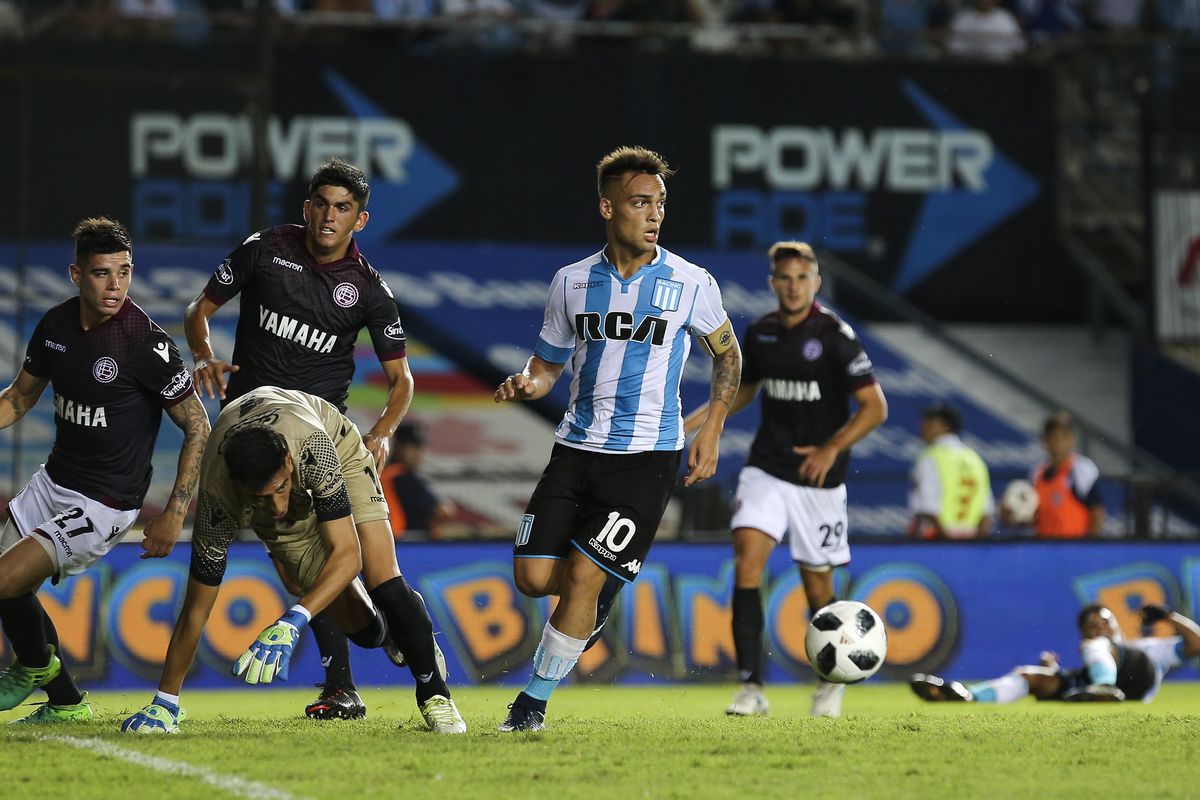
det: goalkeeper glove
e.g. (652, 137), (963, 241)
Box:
(233, 608), (309, 684)
(1140, 603), (1172, 626)
(120, 695), (184, 734)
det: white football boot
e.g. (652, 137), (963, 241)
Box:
(725, 684), (769, 716)
(811, 681), (846, 718)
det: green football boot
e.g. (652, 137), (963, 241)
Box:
(11, 691), (93, 724)
(0, 646), (62, 711)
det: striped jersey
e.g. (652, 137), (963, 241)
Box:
(533, 246), (729, 453)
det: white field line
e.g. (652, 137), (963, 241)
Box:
(37, 735), (308, 800)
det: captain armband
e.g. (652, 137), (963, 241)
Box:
(699, 318), (736, 357)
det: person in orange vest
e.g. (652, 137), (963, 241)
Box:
(1014, 410), (1104, 538)
(381, 422), (456, 540)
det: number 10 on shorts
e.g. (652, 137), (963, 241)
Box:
(595, 512), (637, 553)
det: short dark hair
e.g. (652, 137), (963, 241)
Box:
(393, 421), (426, 447)
(308, 158), (371, 210)
(1043, 410), (1075, 436)
(768, 241), (818, 272)
(1077, 603), (1108, 632)
(223, 425), (290, 489)
(921, 402), (962, 434)
(596, 146), (674, 198)
(72, 217), (132, 266)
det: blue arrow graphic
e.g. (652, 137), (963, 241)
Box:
(321, 70), (460, 244)
(892, 80), (1040, 293)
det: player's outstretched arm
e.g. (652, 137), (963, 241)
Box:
(121, 576), (220, 734)
(141, 395), (211, 560)
(0, 370), (49, 431)
(1142, 603), (1200, 657)
(494, 356), (566, 403)
(796, 382), (887, 487)
(685, 337), (742, 487)
(184, 292), (238, 400)
(233, 515), (360, 685)
(363, 356), (414, 472)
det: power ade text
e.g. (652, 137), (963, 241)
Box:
(129, 112), (415, 239)
(711, 124), (994, 249)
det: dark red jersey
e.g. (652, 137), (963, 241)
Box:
(741, 303), (877, 488)
(203, 225), (407, 412)
(23, 297), (194, 508)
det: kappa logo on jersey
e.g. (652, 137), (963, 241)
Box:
(215, 258), (234, 285)
(384, 319), (404, 340)
(516, 514), (534, 547)
(258, 305), (338, 353)
(803, 339), (823, 361)
(572, 281), (604, 290)
(333, 282), (359, 308)
(622, 559), (642, 575)
(161, 368), (192, 400)
(575, 312), (668, 346)
(54, 395), (108, 427)
(152, 341), (171, 363)
(93, 357), (118, 384)
(763, 378), (823, 402)
(847, 352), (873, 377)
(651, 278), (683, 313)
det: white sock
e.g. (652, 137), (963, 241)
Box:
(524, 622), (588, 702)
(969, 672), (1029, 704)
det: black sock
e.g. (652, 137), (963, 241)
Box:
(369, 576), (449, 704)
(515, 691), (547, 714)
(731, 587), (764, 685)
(39, 605), (81, 706)
(310, 610), (354, 691)
(583, 574), (625, 652)
(0, 593), (51, 667)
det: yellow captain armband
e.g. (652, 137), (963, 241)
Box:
(699, 318), (736, 357)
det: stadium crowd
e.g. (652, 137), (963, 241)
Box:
(4, 0), (1199, 55)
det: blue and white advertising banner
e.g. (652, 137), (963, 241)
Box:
(11, 541), (1198, 690)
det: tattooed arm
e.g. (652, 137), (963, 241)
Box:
(684, 337), (742, 487)
(141, 394), (212, 559)
(0, 370), (50, 431)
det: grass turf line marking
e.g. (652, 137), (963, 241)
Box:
(37, 735), (307, 800)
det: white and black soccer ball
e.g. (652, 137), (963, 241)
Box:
(805, 601), (888, 684)
(1002, 479), (1039, 525)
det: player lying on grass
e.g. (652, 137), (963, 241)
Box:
(120, 387), (464, 734)
(912, 603), (1200, 704)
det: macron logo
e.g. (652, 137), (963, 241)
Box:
(272, 256), (304, 272)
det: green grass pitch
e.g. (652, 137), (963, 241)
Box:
(3, 683), (1199, 799)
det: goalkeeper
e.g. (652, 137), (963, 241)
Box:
(912, 603), (1200, 704)
(120, 386), (465, 734)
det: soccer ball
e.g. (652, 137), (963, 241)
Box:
(805, 601), (888, 684)
(1002, 479), (1039, 525)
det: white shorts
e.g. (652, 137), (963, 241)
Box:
(4, 467), (140, 582)
(729, 465), (850, 569)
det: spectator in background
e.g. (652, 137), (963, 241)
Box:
(1006, 410), (1104, 538)
(1014, 0), (1083, 44)
(908, 401), (994, 539)
(381, 421), (457, 539)
(948, 0), (1026, 60)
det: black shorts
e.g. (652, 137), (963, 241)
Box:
(1052, 644), (1157, 701)
(515, 443), (681, 583)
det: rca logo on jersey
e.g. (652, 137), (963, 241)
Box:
(258, 305), (338, 353)
(763, 379), (823, 403)
(93, 357), (118, 384)
(54, 395), (108, 428)
(575, 312), (668, 347)
(333, 283), (359, 308)
(161, 368), (192, 400)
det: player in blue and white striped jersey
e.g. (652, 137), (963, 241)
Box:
(493, 146), (742, 732)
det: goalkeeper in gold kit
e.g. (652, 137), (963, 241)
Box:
(120, 387), (465, 734)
